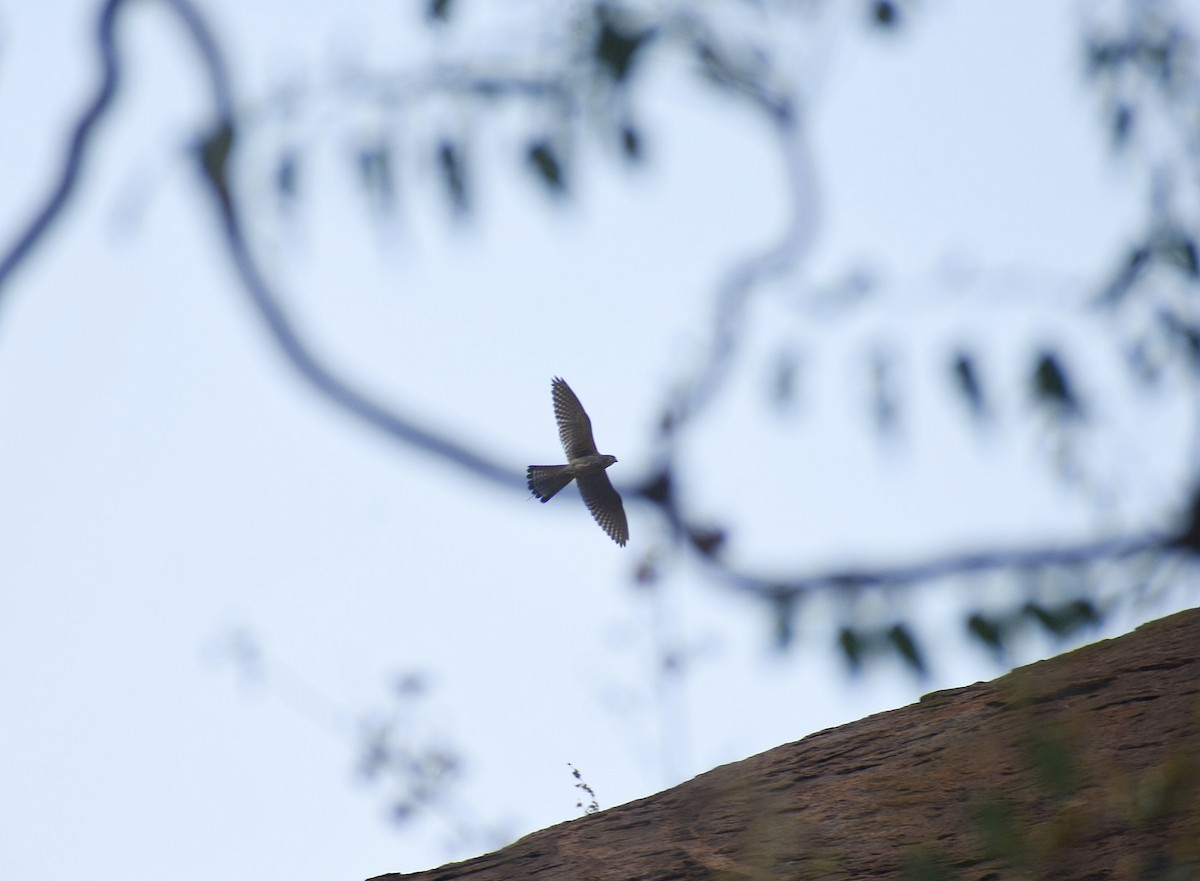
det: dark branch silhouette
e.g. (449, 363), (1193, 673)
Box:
(0, 0), (123, 300)
(0, 0), (526, 491)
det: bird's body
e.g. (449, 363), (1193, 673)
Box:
(528, 377), (628, 546)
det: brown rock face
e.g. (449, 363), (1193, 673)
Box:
(371, 609), (1200, 881)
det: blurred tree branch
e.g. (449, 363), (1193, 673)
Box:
(1, 0), (1198, 672)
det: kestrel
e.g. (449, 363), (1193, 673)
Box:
(527, 377), (629, 547)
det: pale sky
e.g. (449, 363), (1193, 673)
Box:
(1, 2), (1196, 880)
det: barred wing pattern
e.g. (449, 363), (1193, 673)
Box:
(527, 377), (628, 547)
(577, 472), (628, 547)
(552, 377), (599, 460)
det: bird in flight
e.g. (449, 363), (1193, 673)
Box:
(527, 377), (628, 546)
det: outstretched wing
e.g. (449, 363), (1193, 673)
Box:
(576, 471), (628, 547)
(552, 376), (600, 460)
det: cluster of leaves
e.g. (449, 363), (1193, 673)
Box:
(355, 674), (472, 834)
(266, 0), (908, 222)
(217, 630), (496, 843)
(627, 0), (1200, 672)
(6, 0), (1200, 684)
(265, 1), (662, 223)
(1087, 5), (1200, 386)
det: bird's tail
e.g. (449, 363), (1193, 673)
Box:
(527, 465), (574, 502)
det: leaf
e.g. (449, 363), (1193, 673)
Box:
(634, 558), (659, 587)
(888, 624), (926, 675)
(197, 120), (235, 205)
(620, 124), (641, 161)
(871, 1), (901, 29)
(1112, 102), (1134, 148)
(527, 140), (565, 193)
(967, 613), (1005, 653)
(1061, 598), (1101, 631)
(951, 351), (986, 419)
(1171, 487), (1200, 553)
(437, 140), (469, 215)
(769, 590), (796, 651)
(1159, 234), (1199, 277)
(275, 149), (298, 205)
(1086, 38), (1126, 76)
(772, 350), (802, 410)
(1134, 34), (1174, 81)
(1099, 245), (1151, 306)
(427, 0), (452, 23)
(687, 526), (726, 557)
(871, 350), (899, 435)
(1158, 309), (1200, 369)
(593, 4), (654, 84)
(838, 627), (864, 672)
(637, 469), (672, 504)
(1022, 599), (1099, 637)
(1031, 350), (1082, 419)
(356, 142), (395, 210)
(693, 40), (739, 91)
